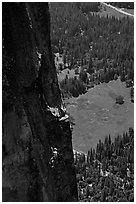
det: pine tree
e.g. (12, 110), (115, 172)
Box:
(88, 57), (93, 74)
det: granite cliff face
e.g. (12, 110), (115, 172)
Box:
(2, 3), (78, 201)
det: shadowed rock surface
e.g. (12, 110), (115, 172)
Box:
(2, 3), (78, 201)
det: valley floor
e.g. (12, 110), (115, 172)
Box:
(66, 79), (134, 153)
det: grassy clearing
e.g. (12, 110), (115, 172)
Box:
(67, 79), (134, 153)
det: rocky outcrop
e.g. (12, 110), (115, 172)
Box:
(2, 3), (78, 201)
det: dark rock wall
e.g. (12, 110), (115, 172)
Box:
(2, 2), (78, 201)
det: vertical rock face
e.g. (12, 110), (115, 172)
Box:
(2, 2), (78, 201)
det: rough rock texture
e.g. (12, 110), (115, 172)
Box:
(2, 3), (78, 201)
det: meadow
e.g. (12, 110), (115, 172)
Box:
(66, 79), (134, 153)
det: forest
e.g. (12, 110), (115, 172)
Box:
(50, 2), (133, 63)
(75, 128), (134, 202)
(49, 2), (134, 98)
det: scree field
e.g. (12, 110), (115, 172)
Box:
(66, 78), (134, 153)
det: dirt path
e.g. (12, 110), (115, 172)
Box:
(101, 2), (134, 17)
